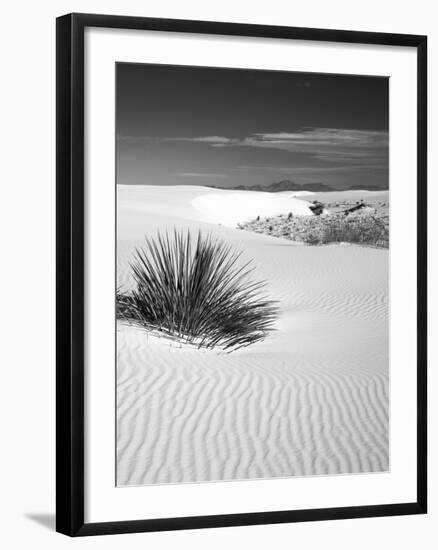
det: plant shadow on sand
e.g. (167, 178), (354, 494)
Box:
(117, 229), (279, 352)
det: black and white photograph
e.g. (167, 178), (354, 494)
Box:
(0, 1), (431, 545)
(115, 63), (390, 486)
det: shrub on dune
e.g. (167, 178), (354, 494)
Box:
(240, 211), (389, 248)
(314, 216), (388, 247)
(117, 230), (278, 351)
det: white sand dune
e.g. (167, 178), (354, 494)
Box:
(277, 190), (316, 198)
(117, 185), (389, 486)
(119, 184), (313, 230)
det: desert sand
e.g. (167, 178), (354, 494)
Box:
(117, 185), (388, 486)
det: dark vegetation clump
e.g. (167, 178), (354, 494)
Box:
(239, 199), (389, 248)
(117, 230), (278, 351)
(309, 201), (325, 216)
(308, 216), (389, 247)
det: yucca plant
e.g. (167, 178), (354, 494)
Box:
(117, 229), (278, 351)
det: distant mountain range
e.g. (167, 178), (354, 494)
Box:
(232, 180), (335, 192)
(211, 180), (387, 193)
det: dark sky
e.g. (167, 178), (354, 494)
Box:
(116, 63), (389, 189)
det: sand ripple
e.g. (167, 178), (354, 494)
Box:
(117, 324), (388, 486)
(116, 186), (389, 486)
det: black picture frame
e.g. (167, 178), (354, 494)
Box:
(56, 12), (427, 537)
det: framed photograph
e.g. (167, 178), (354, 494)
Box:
(56, 13), (427, 536)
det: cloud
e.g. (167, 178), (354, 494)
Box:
(236, 164), (387, 174)
(166, 136), (235, 144)
(117, 134), (153, 141)
(164, 129), (388, 164)
(241, 129), (388, 159)
(117, 135), (235, 144)
(176, 172), (228, 179)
